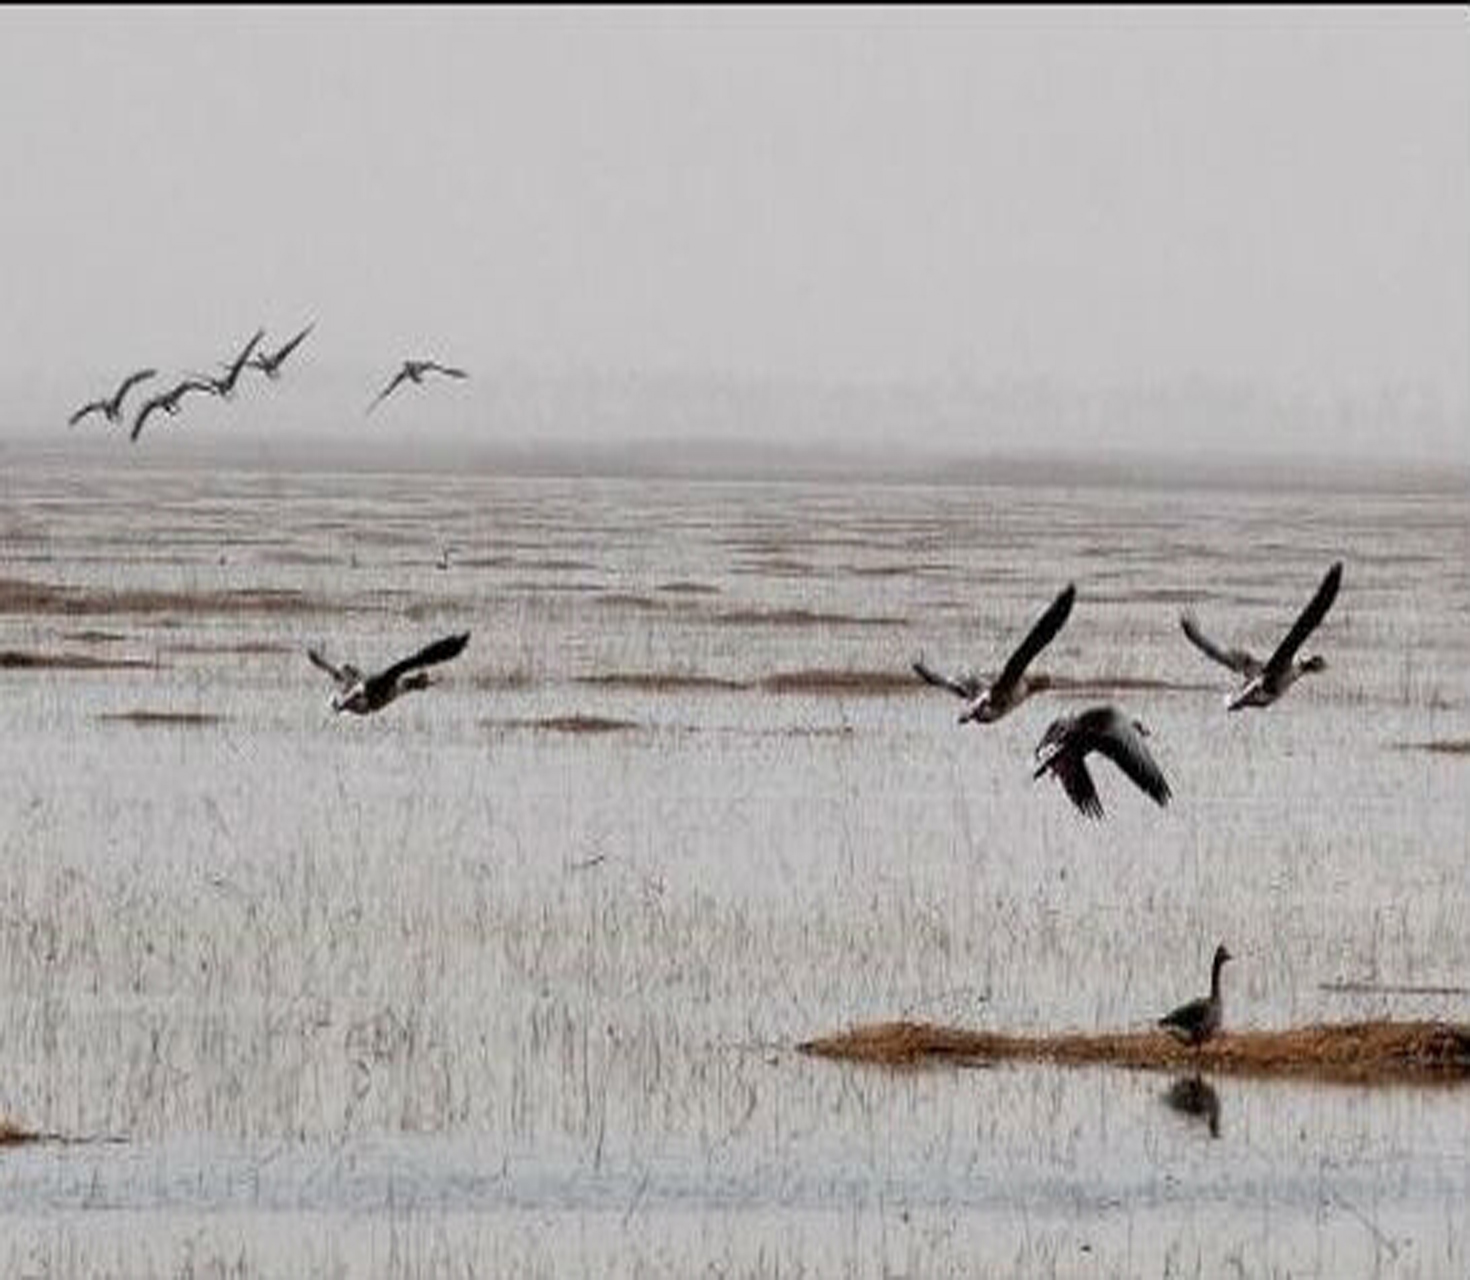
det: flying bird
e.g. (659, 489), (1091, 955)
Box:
(202, 328), (267, 399)
(913, 583), (1076, 724)
(249, 323), (315, 380)
(308, 631), (471, 716)
(67, 368), (158, 428)
(129, 377), (219, 443)
(366, 359), (468, 415)
(1159, 944), (1233, 1049)
(1033, 704), (1171, 818)
(1181, 562), (1342, 711)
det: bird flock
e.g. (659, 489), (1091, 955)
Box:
(912, 560), (1345, 1049)
(63, 335), (1351, 1056)
(65, 322), (469, 442)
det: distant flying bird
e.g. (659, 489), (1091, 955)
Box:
(129, 377), (219, 443)
(249, 323), (315, 380)
(308, 631), (471, 716)
(67, 368), (158, 428)
(1159, 944), (1233, 1049)
(913, 583), (1075, 724)
(202, 328), (267, 399)
(1182, 562), (1343, 711)
(1033, 704), (1171, 818)
(366, 359), (468, 415)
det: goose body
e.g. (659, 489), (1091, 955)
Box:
(1033, 704), (1171, 818)
(1182, 563), (1342, 711)
(1159, 944), (1233, 1047)
(309, 631), (470, 716)
(203, 328), (267, 399)
(367, 359), (469, 415)
(914, 583), (1075, 724)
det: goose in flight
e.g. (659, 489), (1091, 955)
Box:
(913, 583), (1075, 724)
(202, 328), (267, 399)
(1159, 944), (1233, 1048)
(249, 323), (315, 380)
(68, 368), (158, 428)
(1033, 704), (1171, 818)
(366, 359), (468, 415)
(308, 631), (471, 716)
(129, 377), (219, 442)
(1182, 562), (1342, 711)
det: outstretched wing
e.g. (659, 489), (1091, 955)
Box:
(422, 362), (468, 380)
(1264, 562), (1342, 679)
(68, 399), (107, 428)
(1088, 710), (1171, 809)
(995, 582), (1075, 694)
(114, 368), (158, 404)
(374, 631), (471, 687)
(130, 394), (167, 442)
(267, 322), (315, 369)
(1053, 754), (1104, 820)
(307, 648), (361, 691)
(367, 366), (412, 414)
(911, 654), (983, 701)
(1180, 612), (1262, 677)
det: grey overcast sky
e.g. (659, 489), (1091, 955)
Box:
(0, 5), (1465, 463)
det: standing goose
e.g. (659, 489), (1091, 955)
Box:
(1032, 704), (1171, 818)
(68, 368), (158, 428)
(308, 631), (471, 716)
(913, 583), (1075, 724)
(1159, 944), (1233, 1048)
(248, 322), (315, 380)
(366, 359), (468, 415)
(1182, 562), (1342, 711)
(129, 377), (219, 442)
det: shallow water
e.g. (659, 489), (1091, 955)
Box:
(1, 455), (1468, 1276)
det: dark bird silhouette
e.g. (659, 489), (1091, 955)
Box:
(202, 328), (267, 399)
(913, 583), (1076, 724)
(1033, 704), (1171, 818)
(366, 359), (469, 415)
(129, 377), (219, 443)
(308, 631), (471, 716)
(249, 323), (315, 380)
(1159, 944), (1233, 1048)
(1181, 562), (1342, 711)
(68, 368), (158, 428)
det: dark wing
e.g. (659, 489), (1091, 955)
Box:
(995, 583), (1076, 696)
(68, 399), (107, 427)
(114, 368), (158, 403)
(422, 362), (468, 380)
(130, 394), (167, 442)
(1052, 753), (1104, 820)
(229, 328), (267, 377)
(911, 655), (983, 701)
(175, 377), (221, 403)
(307, 648), (361, 691)
(1180, 612), (1262, 677)
(372, 631), (471, 686)
(367, 366), (412, 414)
(270, 322), (315, 367)
(1264, 562), (1342, 679)
(1088, 710), (1171, 809)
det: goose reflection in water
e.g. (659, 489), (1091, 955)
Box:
(1163, 1074), (1221, 1139)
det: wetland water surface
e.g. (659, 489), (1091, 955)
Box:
(1, 456), (1468, 1276)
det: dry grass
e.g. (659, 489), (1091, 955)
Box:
(715, 607), (906, 629)
(578, 672), (748, 693)
(759, 668), (916, 696)
(799, 1019), (1470, 1086)
(1394, 739), (1470, 757)
(97, 711), (225, 727)
(0, 650), (156, 671)
(485, 714), (640, 734)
